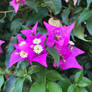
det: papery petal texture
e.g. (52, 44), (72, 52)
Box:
(44, 21), (75, 47)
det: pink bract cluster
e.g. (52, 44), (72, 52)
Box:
(8, 22), (84, 70)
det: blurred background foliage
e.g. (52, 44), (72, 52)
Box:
(0, 0), (92, 92)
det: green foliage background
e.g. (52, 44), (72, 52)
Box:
(0, 0), (92, 92)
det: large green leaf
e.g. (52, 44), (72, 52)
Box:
(87, 0), (92, 9)
(74, 70), (83, 83)
(44, 0), (62, 15)
(47, 82), (62, 92)
(46, 70), (64, 81)
(0, 75), (4, 89)
(3, 76), (16, 92)
(27, 7), (48, 25)
(5, 37), (17, 67)
(58, 80), (71, 92)
(26, 0), (38, 12)
(86, 16), (92, 35)
(67, 84), (79, 92)
(61, 8), (70, 25)
(47, 47), (60, 67)
(79, 88), (88, 92)
(30, 82), (45, 92)
(28, 65), (42, 74)
(10, 18), (23, 35)
(73, 24), (87, 41)
(14, 78), (25, 92)
(78, 77), (92, 87)
(77, 9), (92, 25)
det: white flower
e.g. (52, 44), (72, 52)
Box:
(19, 41), (26, 46)
(33, 38), (41, 44)
(20, 51), (28, 58)
(33, 45), (43, 54)
(69, 41), (75, 45)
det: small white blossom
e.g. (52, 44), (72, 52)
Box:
(19, 41), (26, 46)
(33, 38), (41, 44)
(33, 45), (43, 54)
(20, 51), (28, 58)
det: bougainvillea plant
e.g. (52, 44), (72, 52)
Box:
(8, 22), (84, 70)
(0, 0), (92, 92)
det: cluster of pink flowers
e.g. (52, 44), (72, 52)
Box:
(8, 22), (84, 70)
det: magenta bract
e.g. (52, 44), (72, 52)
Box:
(44, 21), (84, 70)
(0, 40), (5, 54)
(10, 0), (25, 13)
(44, 21), (75, 47)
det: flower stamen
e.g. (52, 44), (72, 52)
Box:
(20, 51), (28, 58)
(19, 41), (26, 46)
(33, 45), (43, 54)
(33, 38), (41, 44)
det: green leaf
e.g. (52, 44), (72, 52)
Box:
(73, 24), (87, 41)
(79, 88), (88, 92)
(26, 0), (38, 12)
(16, 60), (29, 69)
(32, 70), (46, 82)
(30, 82), (45, 92)
(28, 65), (42, 74)
(74, 70), (83, 83)
(0, 75), (4, 89)
(47, 82), (62, 92)
(46, 70), (64, 81)
(3, 76), (16, 92)
(67, 84), (79, 92)
(15, 78), (25, 92)
(10, 18), (23, 35)
(22, 25), (29, 30)
(5, 37), (17, 67)
(44, 0), (62, 15)
(87, 0), (92, 9)
(86, 16), (92, 35)
(14, 69), (27, 77)
(77, 9), (92, 25)
(27, 7), (48, 25)
(58, 80), (71, 92)
(78, 77), (92, 87)
(61, 8), (70, 25)
(47, 47), (60, 67)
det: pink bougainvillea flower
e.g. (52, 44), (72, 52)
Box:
(44, 21), (75, 47)
(8, 34), (48, 68)
(10, 0), (25, 13)
(53, 43), (84, 70)
(0, 40), (5, 53)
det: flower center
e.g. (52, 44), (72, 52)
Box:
(20, 51), (28, 58)
(54, 30), (62, 40)
(16, 0), (20, 3)
(19, 41), (26, 46)
(33, 38), (41, 44)
(33, 45), (43, 54)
